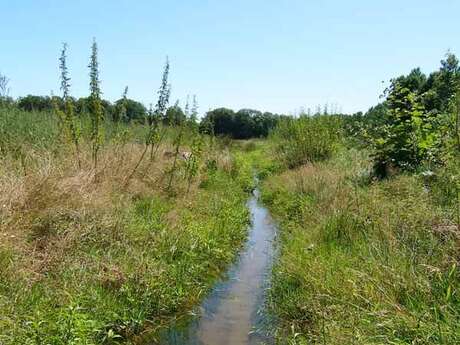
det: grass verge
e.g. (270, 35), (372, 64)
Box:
(261, 148), (459, 345)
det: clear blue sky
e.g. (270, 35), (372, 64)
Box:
(1, 0), (459, 115)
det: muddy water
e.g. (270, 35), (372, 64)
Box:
(145, 188), (277, 345)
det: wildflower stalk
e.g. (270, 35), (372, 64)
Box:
(124, 58), (170, 187)
(57, 43), (81, 168)
(88, 38), (104, 173)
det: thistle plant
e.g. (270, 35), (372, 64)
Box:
(184, 95), (190, 120)
(149, 57), (170, 161)
(0, 72), (9, 105)
(88, 38), (104, 172)
(185, 132), (204, 193)
(166, 119), (185, 192)
(113, 86), (130, 147)
(124, 57), (170, 186)
(189, 95), (198, 127)
(118, 86), (129, 123)
(56, 43), (81, 168)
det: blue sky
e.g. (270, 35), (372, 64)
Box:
(1, 0), (459, 115)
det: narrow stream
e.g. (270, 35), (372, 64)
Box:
(143, 188), (277, 345)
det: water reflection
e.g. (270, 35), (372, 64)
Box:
(142, 188), (277, 345)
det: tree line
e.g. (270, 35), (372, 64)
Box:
(199, 108), (283, 139)
(1, 91), (284, 139)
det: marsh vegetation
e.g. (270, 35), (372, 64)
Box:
(0, 43), (459, 345)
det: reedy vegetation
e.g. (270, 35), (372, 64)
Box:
(1, 40), (460, 345)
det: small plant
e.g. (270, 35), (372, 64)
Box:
(111, 86), (131, 148)
(189, 95), (199, 128)
(185, 132), (204, 193)
(149, 57), (170, 161)
(124, 58), (170, 186)
(88, 38), (104, 173)
(0, 72), (9, 105)
(116, 86), (129, 123)
(166, 95), (187, 192)
(54, 43), (81, 168)
(166, 122), (185, 192)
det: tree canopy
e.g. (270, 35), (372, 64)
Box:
(200, 107), (281, 139)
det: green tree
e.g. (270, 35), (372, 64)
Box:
(200, 107), (279, 139)
(200, 108), (235, 137)
(372, 82), (438, 177)
(17, 95), (53, 112)
(423, 53), (460, 113)
(165, 100), (186, 126)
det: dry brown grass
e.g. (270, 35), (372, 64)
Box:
(0, 140), (211, 282)
(0, 135), (241, 283)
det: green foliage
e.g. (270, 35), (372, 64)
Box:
(200, 107), (280, 139)
(17, 95), (55, 112)
(271, 115), (341, 168)
(113, 86), (129, 123)
(0, 72), (9, 102)
(166, 122), (185, 192)
(165, 100), (186, 126)
(56, 43), (81, 167)
(88, 38), (104, 170)
(154, 57), (170, 120)
(348, 53), (460, 178)
(185, 132), (204, 193)
(371, 83), (439, 176)
(0, 107), (59, 156)
(120, 98), (147, 122)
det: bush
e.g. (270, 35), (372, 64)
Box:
(271, 115), (341, 168)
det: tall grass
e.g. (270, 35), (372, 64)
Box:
(261, 148), (460, 344)
(0, 105), (254, 343)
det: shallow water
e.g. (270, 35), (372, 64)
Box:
(142, 188), (277, 345)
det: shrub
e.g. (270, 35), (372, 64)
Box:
(271, 115), (341, 168)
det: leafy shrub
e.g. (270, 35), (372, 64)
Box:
(271, 115), (341, 168)
(370, 83), (441, 177)
(349, 54), (460, 178)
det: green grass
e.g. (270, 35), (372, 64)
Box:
(0, 107), (253, 344)
(2, 106), (459, 345)
(0, 169), (250, 345)
(261, 148), (460, 345)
